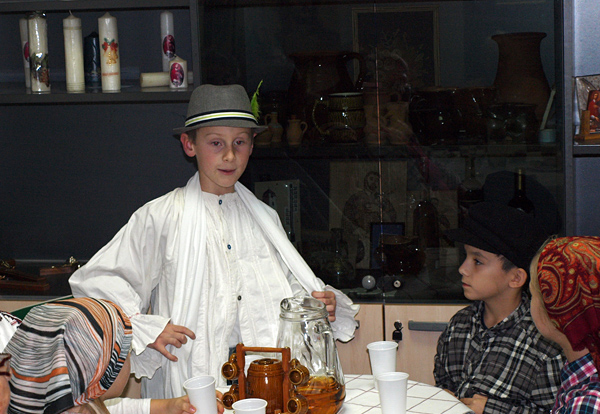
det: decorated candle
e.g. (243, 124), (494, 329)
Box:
(140, 71), (193, 88)
(63, 12), (85, 92)
(28, 11), (50, 93)
(84, 32), (101, 88)
(19, 18), (30, 88)
(160, 11), (176, 72)
(98, 12), (120, 92)
(169, 56), (187, 89)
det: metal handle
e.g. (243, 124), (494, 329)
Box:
(407, 320), (448, 332)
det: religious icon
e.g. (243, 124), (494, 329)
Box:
(587, 90), (600, 132)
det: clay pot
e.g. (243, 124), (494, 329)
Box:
(491, 32), (551, 121)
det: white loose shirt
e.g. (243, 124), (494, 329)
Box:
(70, 173), (359, 399)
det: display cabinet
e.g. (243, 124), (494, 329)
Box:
(0, 0), (565, 306)
(203, 0), (564, 303)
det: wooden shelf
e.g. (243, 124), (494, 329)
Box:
(250, 142), (560, 160)
(205, 0), (471, 7)
(0, 1), (190, 13)
(0, 82), (193, 104)
(574, 138), (600, 156)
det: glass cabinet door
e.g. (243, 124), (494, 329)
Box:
(202, 0), (563, 304)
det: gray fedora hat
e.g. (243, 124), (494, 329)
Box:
(173, 84), (267, 134)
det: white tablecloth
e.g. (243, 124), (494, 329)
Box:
(221, 374), (473, 414)
(342, 375), (474, 414)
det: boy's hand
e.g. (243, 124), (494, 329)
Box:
(460, 394), (487, 414)
(311, 291), (336, 322)
(149, 322), (196, 362)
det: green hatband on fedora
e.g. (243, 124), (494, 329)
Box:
(173, 84), (267, 135)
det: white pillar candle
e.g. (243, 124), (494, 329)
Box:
(98, 12), (120, 92)
(169, 56), (187, 89)
(63, 13), (85, 92)
(28, 11), (50, 93)
(19, 18), (31, 88)
(160, 11), (176, 72)
(140, 71), (193, 88)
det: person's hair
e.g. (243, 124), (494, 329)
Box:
(186, 128), (198, 144)
(497, 254), (529, 294)
(498, 254), (517, 274)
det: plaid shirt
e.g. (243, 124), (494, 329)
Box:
(553, 353), (600, 413)
(434, 294), (565, 413)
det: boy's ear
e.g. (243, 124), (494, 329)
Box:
(180, 132), (196, 157)
(509, 267), (528, 289)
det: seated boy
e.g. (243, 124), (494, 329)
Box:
(434, 202), (565, 414)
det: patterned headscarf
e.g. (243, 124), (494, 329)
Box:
(536, 236), (600, 368)
(6, 297), (132, 414)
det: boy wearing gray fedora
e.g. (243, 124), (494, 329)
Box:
(70, 84), (359, 400)
(434, 202), (564, 414)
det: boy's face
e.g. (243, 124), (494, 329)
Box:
(459, 244), (514, 302)
(181, 126), (254, 195)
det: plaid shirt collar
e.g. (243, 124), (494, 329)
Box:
(472, 292), (529, 333)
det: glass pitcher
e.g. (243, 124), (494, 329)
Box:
(276, 296), (345, 414)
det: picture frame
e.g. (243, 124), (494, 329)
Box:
(370, 222), (405, 270)
(352, 5), (440, 94)
(329, 160), (407, 269)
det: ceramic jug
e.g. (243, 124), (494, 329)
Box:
(287, 51), (366, 141)
(286, 116), (308, 146)
(265, 112), (284, 145)
(276, 296), (345, 414)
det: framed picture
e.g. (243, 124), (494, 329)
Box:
(370, 222), (405, 270)
(352, 5), (440, 95)
(587, 90), (600, 133)
(329, 161), (407, 269)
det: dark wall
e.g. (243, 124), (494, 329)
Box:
(0, 103), (196, 260)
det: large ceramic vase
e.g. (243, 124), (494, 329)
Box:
(491, 32), (550, 122)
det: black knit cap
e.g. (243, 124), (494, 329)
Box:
(445, 201), (549, 270)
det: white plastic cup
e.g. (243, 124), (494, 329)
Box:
(183, 375), (217, 414)
(232, 398), (268, 414)
(367, 340), (398, 388)
(376, 371), (409, 414)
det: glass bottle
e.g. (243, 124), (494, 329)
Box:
(457, 156), (484, 226)
(508, 168), (535, 215)
(322, 228), (355, 289)
(413, 158), (440, 250)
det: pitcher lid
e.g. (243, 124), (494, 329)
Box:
(280, 296), (328, 321)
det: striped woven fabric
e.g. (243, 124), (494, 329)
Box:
(6, 297), (132, 414)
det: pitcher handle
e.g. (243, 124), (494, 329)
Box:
(312, 98), (329, 136)
(318, 320), (337, 376)
(340, 52), (366, 91)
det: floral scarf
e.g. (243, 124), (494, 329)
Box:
(537, 236), (600, 368)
